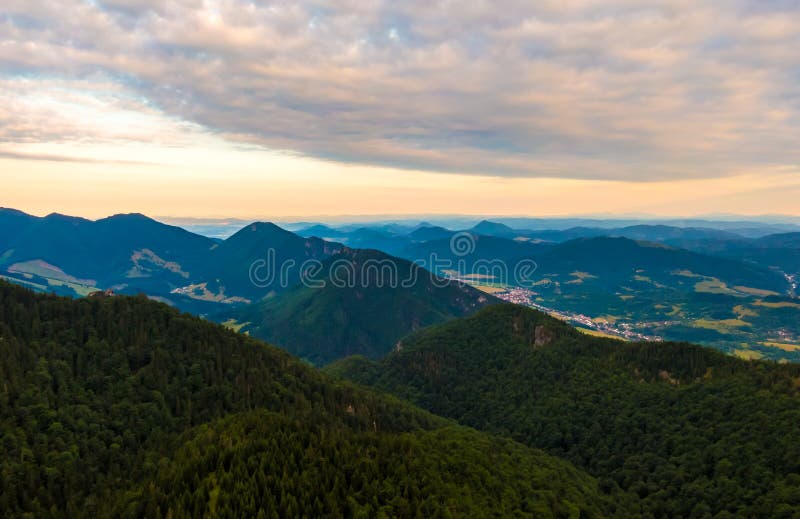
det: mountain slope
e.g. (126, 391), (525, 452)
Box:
(127, 411), (623, 518)
(406, 224), (455, 242)
(330, 304), (800, 517)
(610, 224), (744, 243)
(0, 211), (215, 296)
(754, 232), (800, 249)
(399, 233), (551, 276)
(225, 248), (496, 365)
(470, 219), (518, 237)
(716, 232), (800, 274)
(0, 281), (623, 518)
(194, 221), (344, 302)
(295, 223), (347, 239)
(0, 207), (39, 250)
(532, 236), (788, 292)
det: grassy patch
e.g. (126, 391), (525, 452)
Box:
(593, 315), (620, 325)
(460, 273), (497, 281)
(761, 341), (800, 352)
(694, 278), (739, 295)
(577, 327), (625, 340)
(222, 319), (251, 334)
(732, 305), (758, 319)
(46, 279), (97, 297)
(734, 349), (763, 360)
(755, 301), (800, 309)
(8, 260), (96, 285)
(692, 318), (750, 333)
(172, 283), (251, 304)
(666, 305), (683, 317)
(473, 285), (508, 294)
(673, 270), (703, 278)
(0, 274), (47, 291)
(734, 286), (780, 297)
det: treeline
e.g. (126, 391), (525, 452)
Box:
(331, 303), (800, 518)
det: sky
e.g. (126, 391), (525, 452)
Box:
(1, 0), (799, 219)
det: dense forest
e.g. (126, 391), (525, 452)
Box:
(227, 247), (494, 366)
(0, 281), (622, 517)
(330, 304), (800, 518)
(124, 412), (620, 518)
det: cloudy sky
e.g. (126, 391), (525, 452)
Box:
(2, 0), (799, 218)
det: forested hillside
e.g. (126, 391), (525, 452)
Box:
(125, 412), (619, 518)
(0, 282), (620, 517)
(227, 248), (495, 365)
(330, 304), (800, 517)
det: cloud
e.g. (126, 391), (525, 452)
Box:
(0, 149), (153, 165)
(1, 0), (798, 180)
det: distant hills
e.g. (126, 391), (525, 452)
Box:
(0, 209), (214, 296)
(224, 248), (496, 366)
(0, 209), (344, 307)
(530, 236), (787, 293)
(330, 303), (800, 517)
(682, 232), (800, 275)
(398, 233), (549, 275)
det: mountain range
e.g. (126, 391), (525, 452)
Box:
(1, 208), (798, 362)
(0, 210), (214, 296)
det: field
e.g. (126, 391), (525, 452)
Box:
(8, 260), (97, 286)
(577, 327), (625, 340)
(473, 284), (509, 294)
(1, 267), (98, 298)
(222, 319), (251, 334)
(756, 301), (800, 309)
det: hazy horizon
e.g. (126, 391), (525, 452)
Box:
(3, 1), (800, 218)
(6, 205), (800, 229)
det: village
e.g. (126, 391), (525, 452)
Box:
(495, 287), (664, 342)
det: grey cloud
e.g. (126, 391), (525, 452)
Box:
(1, 0), (799, 180)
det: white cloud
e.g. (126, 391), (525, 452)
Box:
(1, 0), (798, 180)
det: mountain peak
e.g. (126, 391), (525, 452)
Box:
(472, 220), (514, 232)
(108, 212), (150, 220)
(228, 221), (295, 241)
(98, 212), (159, 225)
(470, 220), (515, 235)
(43, 212), (91, 224)
(0, 207), (34, 217)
